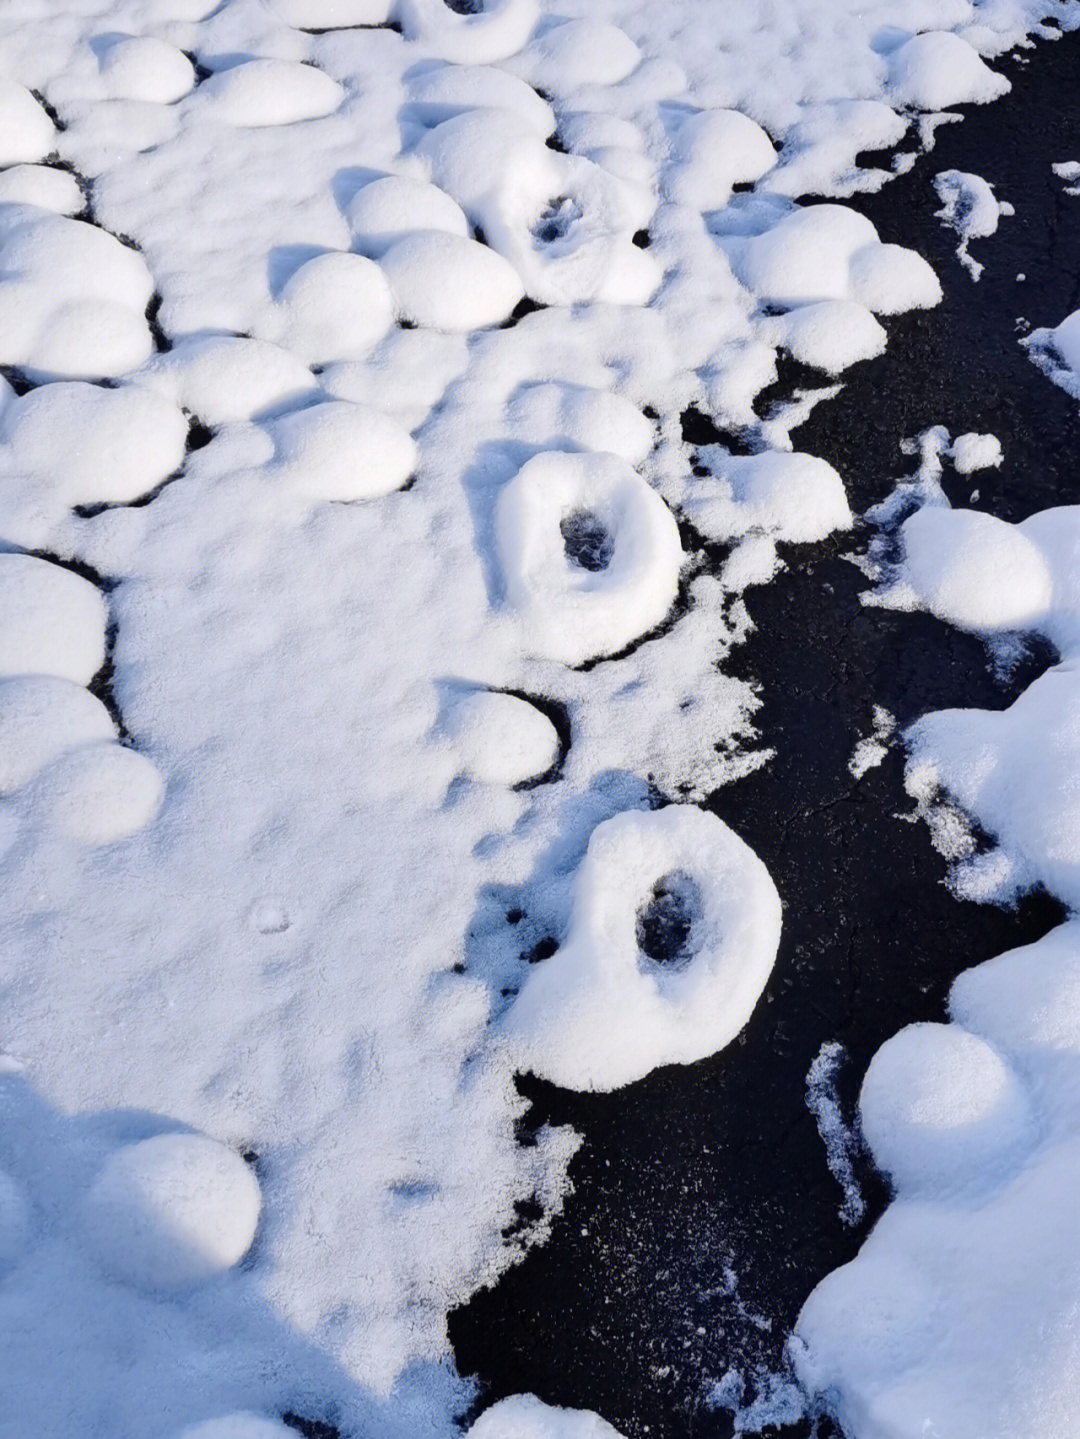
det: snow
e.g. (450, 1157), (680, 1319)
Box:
(1025, 305), (1080, 398)
(496, 450), (683, 666)
(933, 169), (1010, 279)
(0, 554), (107, 685)
(949, 430), (1002, 473)
(82, 1133), (261, 1290)
(469, 1396), (626, 1439)
(0, 0), (1071, 1432)
(178, 1419), (295, 1439)
(888, 31), (1011, 111)
(501, 805), (782, 1090)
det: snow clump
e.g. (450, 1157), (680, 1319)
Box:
(469, 1396), (627, 1439)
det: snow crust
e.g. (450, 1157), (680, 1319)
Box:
(0, 0), (1066, 1431)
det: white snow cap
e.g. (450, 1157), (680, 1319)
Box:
(685, 450), (853, 545)
(666, 109), (777, 211)
(272, 251), (395, 364)
(177, 1418), (294, 1439)
(772, 300), (887, 374)
(143, 336), (317, 426)
(496, 450), (683, 666)
(950, 431), (1002, 473)
(379, 230), (525, 331)
(0, 80), (55, 165)
(443, 690), (559, 787)
(268, 400), (417, 502)
(199, 61), (344, 128)
(346, 175), (471, 258)
(82, 1133), (261, 1289)
(503, 383), (655, 466)
(889, 32), (1010, 112)
(32, 741), (164, 844)
(0, 676), (115, 792)
(900, 505), (1052, 632)
(502, 806), (782, 1090)
(469, 1397), (626, 1439)
(99, 37), (196, 105)
(0, 554), (107, 685)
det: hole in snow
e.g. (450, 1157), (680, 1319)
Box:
(531, 196), (582, 245)
(561, 510), (614, 572)
(636, 871), (699, 967)
(443, 0), (483, 12)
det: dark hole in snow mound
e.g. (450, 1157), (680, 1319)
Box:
(632, 229), (651, 249)
(523, 937), (559, 964)
(500, 297), (547, 329)
(561, 510), (614, 572)
(282, 1414), (340, 1439)
(532, 196), (582, 244)
(443, 0), (483, 12)
(636, 873), (698, 967)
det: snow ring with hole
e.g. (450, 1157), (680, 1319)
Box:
(859, 1023), (1032, 1195)
(83, 1133), (261, 1289)
(496, 450), (682, 666)
(501, 806), (782, 1090)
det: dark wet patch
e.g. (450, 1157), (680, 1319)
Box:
(680, 403), (756, 456)
(561, 509), (614, 572)
(546, 132), (569, 154)
(145, 292), (171, 353)
(636, 873), (698, 967)
(282, 1413), (340, 1439)
(500, 297), (548, 329)
(451, 27), (1080, 1439)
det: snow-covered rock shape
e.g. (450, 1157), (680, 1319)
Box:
(267, 251), (395, 365)
(889, 31), (1010, 112)
(141, 336), (318, 426)
(82, 1133), (261, 1290)
(767, 300), (887, 375)
(503, 383), (655, 466)
(443, 690), (560, 787)
(684, 450), (853, 545)
(397, 0), (539, 65)
(99, 37), (196, 104)
(0, 207), (154, 381)
(268, 400), (416, 502)
(721, 204), (941, 315)
(1025, 305), (1080, 399)
(0, 381), (188, 539)
(268, 0), (392, 26)
(200, 61), (344, 128)
(502, 806), (782, 1090)
(346, 176), (471, 258)
(0, 80), (55, 165)
(32, 741), (165, 844)
(177, 1418), (294, 1439)
(469, 1396), (627, 1439)
(496, 450), (683, 666)
(0, 554), (107, 685)
(379, 230), (525, 331)
(405, 64), (555, 139)
(0, 164), (83, 215)
(0, 676), (116, 792)
(666, 109), (777, 212)
(513, 19), (642, 90)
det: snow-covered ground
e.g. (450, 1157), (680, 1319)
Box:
(1, 2), (1077, 1438)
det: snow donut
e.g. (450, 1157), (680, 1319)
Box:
(495, 450), (682, 666)
(502, 805), (782, 1090)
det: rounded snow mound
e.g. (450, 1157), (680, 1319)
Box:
(379, 229), (524, 331)
(666, 109), (777, 212)
(502, 806), (782, 1090)
(469, 1396), (627, 1439)
(33, 741), (164, 844)
(0, 164), (83, 215)
(100, 37), (196, 104)
(773, 299), (886, 374)
(269, 0), (392, 26)
(83, 1133), (261, 1289)
(269, 400), (416, 501)
(859, 1023), (1031, 1194)
(496, 450), (683, 666)
(0, 676), (115, 792)
(726, 204), (940, 315)
(397, 0), (540, 65)
(0, 80), (55, 166)
(684, 450), (852, 545)
(273, 251), (394, 364)
(0, 554), (107, 685)
(516, 20), (642, 90)
(900, 506), (1052, 632)
(444, 690), (559, 786)
(504, 383), (655, 466)
(406, 63), (555, 139)
(347, 175), (471, 258)
(177, 1416), (295, 1439)
(200, 60), (344, 128)
(145, 336), (317, 426)
(889, 31), (1010, 112)
(0, 380), (188, 511)
(0, 208), (154, 381)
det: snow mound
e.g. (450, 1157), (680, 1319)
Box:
(100, 37), (196, 105)
(685, 450), (853, 545)
(406, 64), (555, 139)
(0, 554), (107, 685)
(666, 109), (777, 212)
(272, 251), (395, 364)
(0, 380), (188, 522)
(397, 0), (539, 65)
(0, 208), (154, 380)
(379, 230), (525, 331)
(723, 203), (941, 315)
(771, 299), (886, 374)
(143, 336), (317, 426)
(443, 690), (559, 787)
(889, 31), (1010, 112)
(469, 1396), (626, 1439)
(268, 0), (392, 26)
(0, 164), (83, 214)
(950, 431), (1002, 473)
(177, 1417), (294, 1439)
(33, 740), (164, 844)
(1025, 306), (1080, 398)
(934, 170), (1009, 279)
(504, 383), (655, 466)
(268, 400), (416, 502)
(859, 1022), (1031, 1195)
(900, 505), (1052, 632)
(496, 450), (683, 666)
(514, 20), (642, 90)
(346, 176), (471, 258)
(200, 61), (344, 128)
(502, 805), (782, 1090)
(0, 80), (55, 165)
(82, 1133), (260, 1289)
(0, 676), (115, 792)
